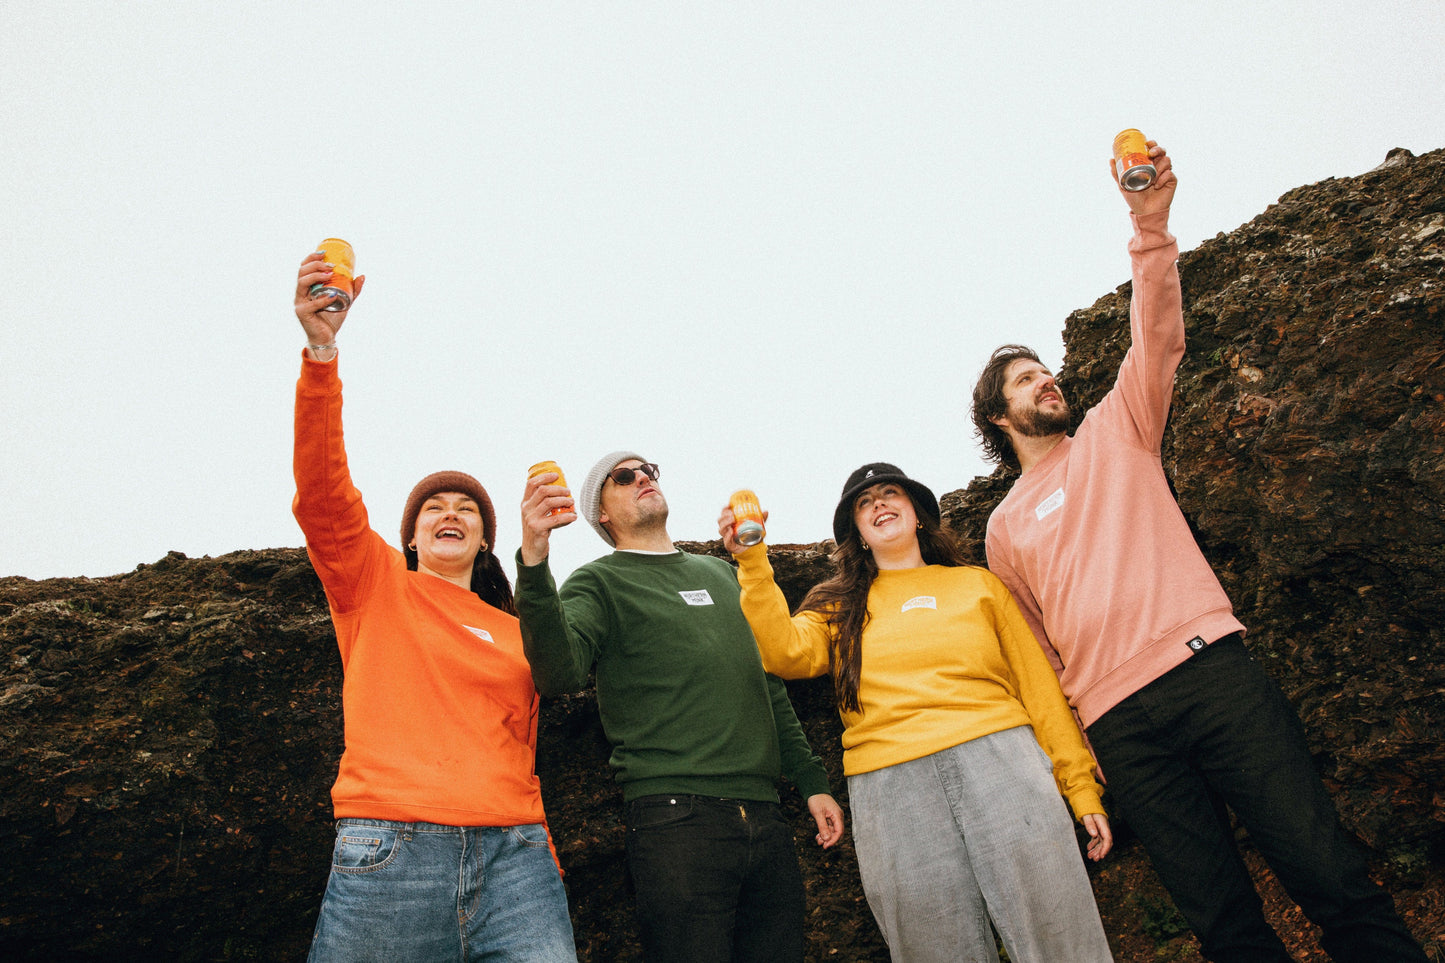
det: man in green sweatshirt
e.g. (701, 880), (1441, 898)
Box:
(516, 451), (844, 963)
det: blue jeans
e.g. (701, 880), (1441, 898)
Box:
(625, 795), (806, 963)
(848, 726), (1112, 963)
(1087, 635), (1425, 963)
(307, 818), (577, 963)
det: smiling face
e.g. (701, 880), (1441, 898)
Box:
(851, 482), (919, 552)
(995, 357), (1072, 438)
(410, 491), (485, 577)
(598, 458), (668, 542)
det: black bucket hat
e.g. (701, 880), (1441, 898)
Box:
(832, 462), (940, 545)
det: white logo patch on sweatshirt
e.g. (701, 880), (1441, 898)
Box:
(1035, 487), (1066, 521)
(464, 626), (495, 644)
(901, 596), (937, 613)
(679, 590), (714, 606)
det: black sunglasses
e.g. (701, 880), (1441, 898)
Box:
(606, 463), (660, 486)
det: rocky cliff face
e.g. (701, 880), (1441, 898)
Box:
(3, 148), (1442, 962)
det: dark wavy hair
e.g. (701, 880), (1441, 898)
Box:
(404, 547), (516, 616)
(798, 499), (972, 715)
(971, 344), (1043, 471)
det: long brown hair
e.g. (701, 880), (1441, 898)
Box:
(798, 499), (971, 714)
(469, 551), (517, 616)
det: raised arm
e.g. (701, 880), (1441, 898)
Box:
(1108, 142), (1185, 449)
(291, 250), (384, 611)
(721, 509), (833, 680)
(513, 556), (608, 695)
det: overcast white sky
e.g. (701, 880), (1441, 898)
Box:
(3, 2), (1442, 583)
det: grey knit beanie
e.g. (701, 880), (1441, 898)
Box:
(581, 450), (646, 547)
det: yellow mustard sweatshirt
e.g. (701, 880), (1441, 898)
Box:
(735, 545), (1102, 820)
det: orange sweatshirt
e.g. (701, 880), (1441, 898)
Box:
(292, 354), (548, 827)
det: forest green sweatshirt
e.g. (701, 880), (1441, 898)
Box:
(515, 549), (831, 804)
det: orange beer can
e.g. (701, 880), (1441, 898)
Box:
(528, 461), (570, 517)
(1112, 129), (1156, 192)
(729, 490), (766, 547)
(310, 237), (355, 312)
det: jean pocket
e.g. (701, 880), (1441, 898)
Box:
(507, 823), (553, 848)
(627, 796), (696, 831)
(330, 825), (400, 874)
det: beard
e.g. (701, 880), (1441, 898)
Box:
(634, 495), (669, 529)
(617, 491), (670, 539)
(1009, 397), (1072, 437)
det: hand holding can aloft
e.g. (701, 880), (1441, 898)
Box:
(309, 238), (356, 312)
(729, 490), (766, 547)
(1112, 129), (1156, 192)
(528, 461), (571, 517)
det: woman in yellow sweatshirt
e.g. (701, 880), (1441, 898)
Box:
(720, 463), (1112, 963)
(291, 250), (576, 963)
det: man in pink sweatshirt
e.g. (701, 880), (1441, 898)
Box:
(971, 143), (1426, 963)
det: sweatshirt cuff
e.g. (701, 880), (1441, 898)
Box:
(1128, 209), (1175, 246)
(733, 542), (771, 571)
(298, 350), (340, 390)
(1067, 785), (1105, 821)
(514, 549), (553, 580)
(793, 767), (833, 802)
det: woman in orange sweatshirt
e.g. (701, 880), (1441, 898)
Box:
(291, 250), (576, 963)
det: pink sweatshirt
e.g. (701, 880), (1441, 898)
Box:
(985, 210), (1245, 729)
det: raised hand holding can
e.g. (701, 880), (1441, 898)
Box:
(1112, 129), (1156, 192)
(528, 461), (570, 517)
(729, 490), (766, 547)
(309, 238), (356, 312)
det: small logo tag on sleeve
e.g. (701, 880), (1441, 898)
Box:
(1035, 487), (1065, 521)
(1186, 636), (1206, 654)
(901, 596), (937, 613)
(464, 626), (496, 644)
(679, 590), (714, 606)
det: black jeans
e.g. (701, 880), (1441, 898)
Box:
(1087, 635), (1425, 963)
(624, 794), (805, 963)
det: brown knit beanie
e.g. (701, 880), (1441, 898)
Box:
(400, 470), (497, 568)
